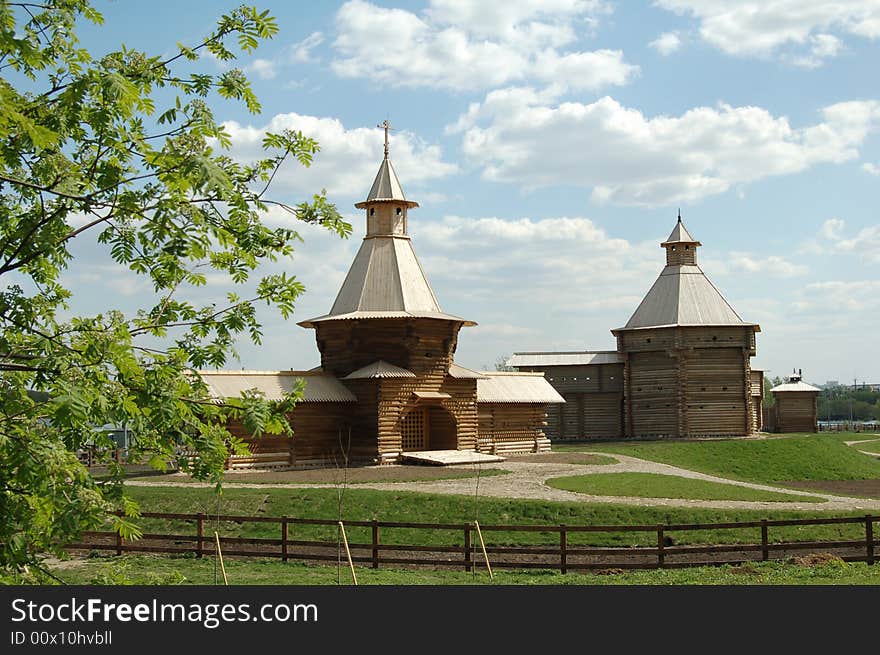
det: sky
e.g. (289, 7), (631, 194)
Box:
(60, 1), (880, 385)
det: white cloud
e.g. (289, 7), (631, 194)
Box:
(221, 113), (458, 200)
(246, 58), (277, 80)
(724, 252), (808, 278)
(862, 162), (880, 175)
(330, 0), (637, 92)
(819, 217), (845, 239)
(793, 34), (844, 68)
(655, 1), (880, 65)
(649, 31), (682, 55)
(799, 279), (880, 311)
(450, 90), (880, 206)
(289, 31), (324, 63)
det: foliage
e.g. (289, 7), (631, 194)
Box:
(0, 1), (349, 572)
(545, 472), (823, 503)
(818, 383), (880, 421)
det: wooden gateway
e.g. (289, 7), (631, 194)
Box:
(770, 370), (819, 433)
(200, 127), (563, 468)
(511, 216), (762, 439)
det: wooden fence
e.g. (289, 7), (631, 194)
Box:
(65, 512), (879, 573)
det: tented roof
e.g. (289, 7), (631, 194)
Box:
(343, 360), (416, 379)
(299, 229), (475, 327)
(617, 265), (756, 330)
(771, 381), (821, 393)
(355, 158), (418, 208)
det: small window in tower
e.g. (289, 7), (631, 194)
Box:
(671, 245), (676, 251)
(712, 336), (717, 341)
(646, 338), (652, 343)
(370, 208), (375, 216)
(685, 245), (690, 250)
(396, 207), (402, 215)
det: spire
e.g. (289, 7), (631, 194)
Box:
(615, 213), (758, 331)
(354, 121), (418, 210)
(380, 119), (391, 160)
(298, 120), (474, 329)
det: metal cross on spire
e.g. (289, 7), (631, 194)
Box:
(378, 119), (394, 159)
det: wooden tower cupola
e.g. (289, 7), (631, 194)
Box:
(354, 120), (419, 238)
(661, 212), (701, 266)
(298, 121), (474, 376)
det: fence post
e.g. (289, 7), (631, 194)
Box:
(281, 516), (289, 562)
(867, 516), (874, 566)
(761, 520), (769, 562)
(560, 524), (567, 575)
(115, 530), (123, 557)
(371, 519), (380, 570)
(464, 524), (472, 573)
(657, 524), (665, 568)
(197, 513), (205, 559)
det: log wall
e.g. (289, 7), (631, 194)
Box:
(314, 318), (462, 378)
(515, 363), (624, 439)
(616, 326), (758, 438)
(477, 403), (551, 455)
(774, 392), (818, 433)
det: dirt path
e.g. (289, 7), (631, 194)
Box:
(126, 452), (880, 512)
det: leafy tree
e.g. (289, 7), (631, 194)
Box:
(0, 1), (349, 573)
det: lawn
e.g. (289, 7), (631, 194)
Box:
(120, 486), (872, 548)
(127, 466), (509, 485)
(546, 473), (823, 502)
(44, 554), (880, 586)
(852, 439), (880, 454)
(554, 434), (880, 485)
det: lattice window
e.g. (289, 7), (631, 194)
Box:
(401, 408), (427, 451)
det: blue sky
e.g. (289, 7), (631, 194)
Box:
(64, 1), (880, 385)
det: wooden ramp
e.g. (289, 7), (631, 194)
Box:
(401, 450), (505, 466)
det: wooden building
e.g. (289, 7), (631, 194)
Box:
(507, 352), (624, 440)
(770, 370), (819, 433)
(510, 216), (762, 440)
(200, 128), (562, 467)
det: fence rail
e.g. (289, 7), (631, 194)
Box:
(65, 512), (879, 573)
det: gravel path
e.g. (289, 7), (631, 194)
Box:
(126, 452), (880, 512)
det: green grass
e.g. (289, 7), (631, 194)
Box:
(127, 467), (509, 485)
(546, 473), (823, 502)
(554, 434), (880, 485)
(121, 486), (871, 549)
(45, 554), (880, 586)
(852, 439), (880, 454)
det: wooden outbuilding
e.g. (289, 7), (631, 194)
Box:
(201, 126), (562, 467)
(510, 216), (762, 440)
(770, 370), (819, 433)
(506, 351), (624, 440)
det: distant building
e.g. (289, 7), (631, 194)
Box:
(510, 216), (762, 439)
(771, 370), (819, 433)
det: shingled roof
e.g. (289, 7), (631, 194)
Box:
(616, 218), (758, 331)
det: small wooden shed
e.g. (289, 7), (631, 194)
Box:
(770, 370), (819, 433)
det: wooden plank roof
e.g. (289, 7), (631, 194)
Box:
(771, 380), (820, 393)
(448, 363), (489, 379)
(354, 158), (418, 208)
(507, 351), (623, 367)
(476, 372), (565, 404)
(343, 360), (416, 379)
(617, 264), (756, 330)
(197, 370), (356, 403)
